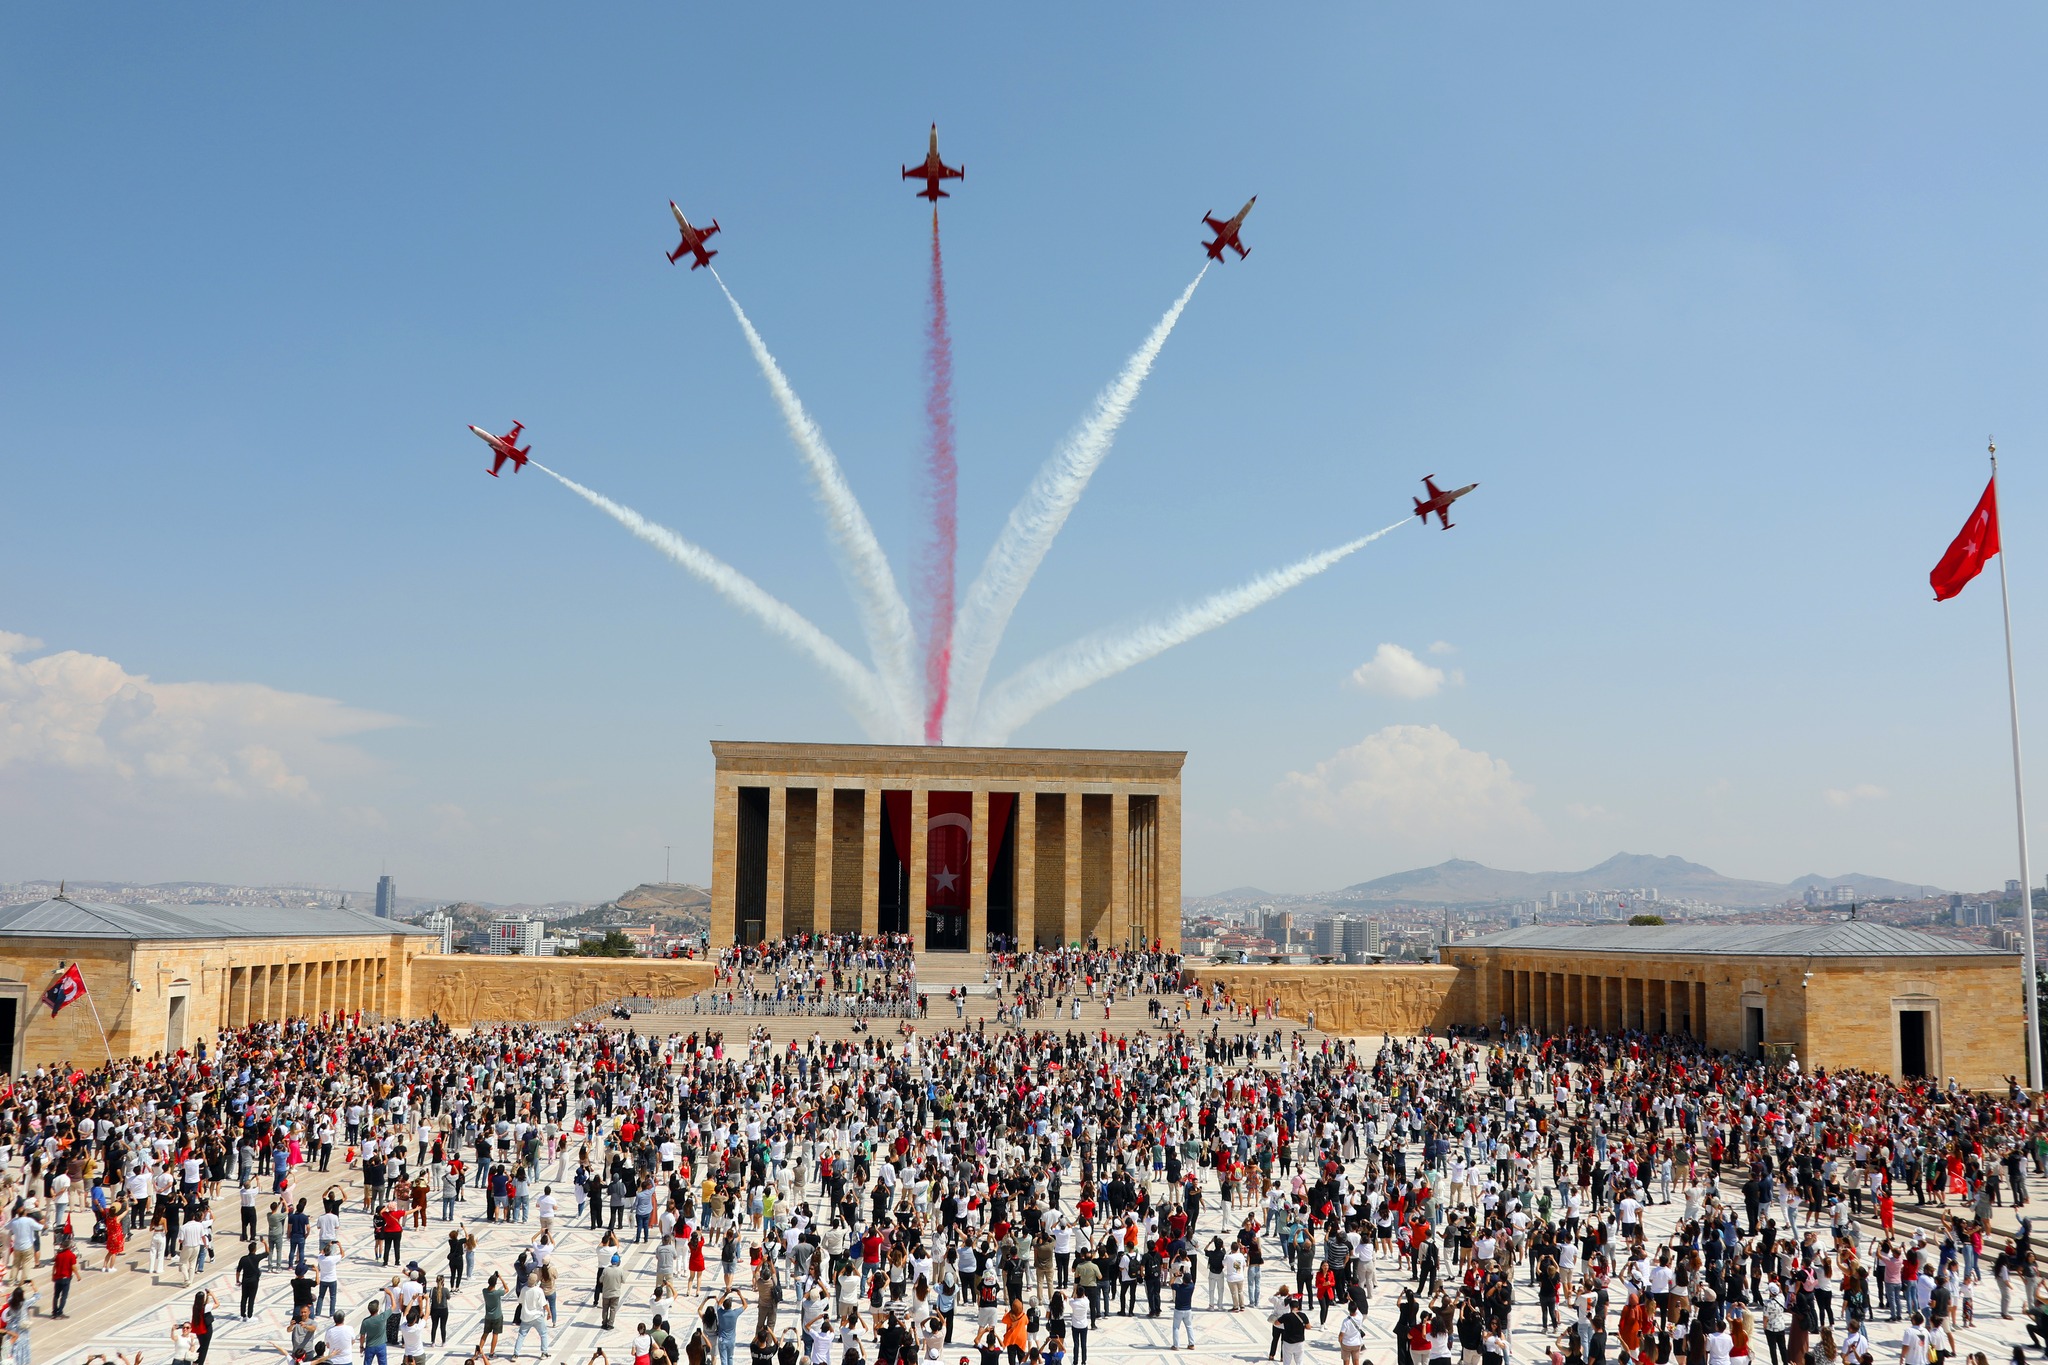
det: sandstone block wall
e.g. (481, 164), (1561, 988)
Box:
(408, 955), (713, 1027)
(1188, 964), (1468, 1036)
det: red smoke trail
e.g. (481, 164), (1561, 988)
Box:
(920, 207), (957, 742)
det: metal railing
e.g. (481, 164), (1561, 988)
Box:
(677, 992), (922, 1019)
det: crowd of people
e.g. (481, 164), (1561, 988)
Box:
(705, 934), (921, 1015)
(1, 943), (2042, 1365)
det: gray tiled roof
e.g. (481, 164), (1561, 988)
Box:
(1458, 922), (2010, 958)
(0, 898), (437, 941)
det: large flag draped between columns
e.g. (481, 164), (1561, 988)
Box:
(1931, 477), (2001, 601)
(882, 792), (1018, 911)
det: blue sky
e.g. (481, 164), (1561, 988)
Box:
(5, 6), (2048, 902)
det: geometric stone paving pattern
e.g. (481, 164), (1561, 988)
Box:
(36, 982), (2038, 1364)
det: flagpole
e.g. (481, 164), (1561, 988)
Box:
(81, 990), (114, 1067)
(1992, 443), (2043, 1091)
(48, 964), (115, 1066)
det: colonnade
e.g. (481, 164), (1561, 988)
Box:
(714, 779), (1178, 953)
(1497, 963), (1707, 1040)
(224, 955), (389, 1026)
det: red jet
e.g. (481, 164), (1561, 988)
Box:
(902, 124), (963, 201)
(1413, 474), (1479, 529)
(666, 202), (721, 269)
(469, 421), (530, 477)
(1202, 196), (1256, 260)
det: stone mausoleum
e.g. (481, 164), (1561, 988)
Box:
(708, 741), (1184, 952)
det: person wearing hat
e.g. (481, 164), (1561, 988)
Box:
(600, 1252), (627, 1330)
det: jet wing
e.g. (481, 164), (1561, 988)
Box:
(1436, 507), (1452, 529)
(1421, 476), (1444, 498)
(1202, 214), (1228, 233)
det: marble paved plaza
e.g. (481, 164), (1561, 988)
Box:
(38, 1008), (2041, 1365)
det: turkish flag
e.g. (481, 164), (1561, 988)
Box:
(41, 964), (85, 1015)
(1931, 478), (2000, 601)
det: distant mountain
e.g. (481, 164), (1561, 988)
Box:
(613, 882), (711, 914)
(1194, 886), (1277, 903)
(1785, 872), (1948, 900)
(1301, 852), (1947, 908)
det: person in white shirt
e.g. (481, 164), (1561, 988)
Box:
(1897, 1312), (1930, 1365)
(1338, 1304), (1371, 1365)
(513, 1279), (551, 1355)
(177, 1218), (207, 1283)
(323, 1312), (358, 1365)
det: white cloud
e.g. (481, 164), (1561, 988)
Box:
(0, 630), (399, 802)
(1566, 802), (1616, 823)
(1347, 643), (1456, 699)
(1427, 641), (1457, 655)
(1824, 783), (1889, 808)
(1283, 725), (1537, 840)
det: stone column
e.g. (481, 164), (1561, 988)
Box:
(1014, 789), (1038, 948)
(1157, 787), (1182, 952)
(1693, 981), (1708, 1041)
(764, 785), (788, 943)
(907, 789), (929, 952)
(968, 789), (990, 953)
(711, 780), (738, 948)
(860, 787), (881, 937)
(814, 788), (835, 938)
(1109, 792), (1131, 949)
(1062, 788), (1083, 947)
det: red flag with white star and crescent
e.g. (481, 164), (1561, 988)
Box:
(1931, 477), (2000, 602)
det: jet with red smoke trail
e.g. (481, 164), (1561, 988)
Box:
(1413, 474), (1479, 528)
(666, 202), (721, 269)
(903, 124), (964, 202)
(469, 421), (530, 477)
(1201, 196), (1256, 260)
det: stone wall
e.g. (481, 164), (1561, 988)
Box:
(0, 931), (436, 1072)
(1441, 943), (2026, 1091)
(1800, 958), (2024, 1090)
(1188, 964), (1468, 1036)
(408, 955), (714, 1027)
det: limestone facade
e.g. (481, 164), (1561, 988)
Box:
(709, 742), (1184, 953)
(408, 956), (713, 1028)
(1190, 965), (1468, 1035)
(1442, 925), (2025, 1090)
(0, 927), (436, 1073)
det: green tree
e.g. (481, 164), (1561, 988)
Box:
(567, 929), (637, 957)
(1627, 913), (1666, 926)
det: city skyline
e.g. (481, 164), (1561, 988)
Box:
(8, 9), (2048, 902)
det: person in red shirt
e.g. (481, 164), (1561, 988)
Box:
(380, 1201), (407, 1266)
(49, 1240), (76, 1318)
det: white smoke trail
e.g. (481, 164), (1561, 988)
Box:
(534, 462), (897, 738)
(969, 518), (1409, 745)
(943, 267), (1209, 743)
(712, 271), (920, 741)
